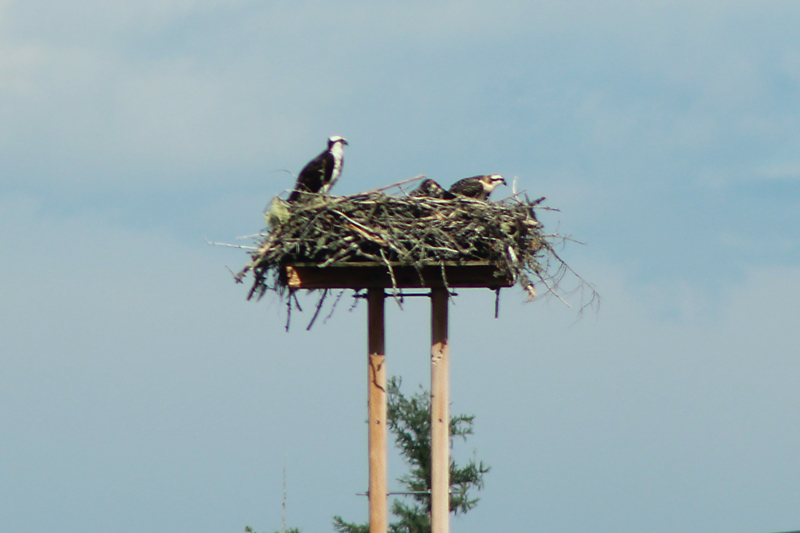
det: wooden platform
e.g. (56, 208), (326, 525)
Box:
(284, 261), (514, 290)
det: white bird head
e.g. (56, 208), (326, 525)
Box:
(482, 174), (506, 192)
(327, 135), (349, 148)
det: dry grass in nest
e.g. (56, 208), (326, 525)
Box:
(231, 181), (596, 329)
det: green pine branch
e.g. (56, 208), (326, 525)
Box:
(333, 376), (490, 532)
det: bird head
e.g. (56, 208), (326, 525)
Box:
(328, 135), (349, 148)
(482, 174), (506, 192)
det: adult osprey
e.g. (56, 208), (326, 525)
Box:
(410, 178), (456, 199)
(448, 175), (507, 201)
(288, 135), (348, 202)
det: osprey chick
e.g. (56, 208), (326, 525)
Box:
(288, 135), (348, 202)
(410, 179), (456, 199)
(448, 174), (507, 201)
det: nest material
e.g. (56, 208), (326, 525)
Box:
(236, 190), (554, 301)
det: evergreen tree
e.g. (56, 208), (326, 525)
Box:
(333, 376), (489, 533)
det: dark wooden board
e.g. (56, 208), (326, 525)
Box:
(284, 261), (514, 289)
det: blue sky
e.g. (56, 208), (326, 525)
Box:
(2, 1), (800, 532)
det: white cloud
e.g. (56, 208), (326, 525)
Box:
(1, 0), (798, 194)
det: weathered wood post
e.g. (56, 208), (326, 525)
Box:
(284, 262), (512, 532)
(430, 287), (450, 533)
(367, 288), (387, 533)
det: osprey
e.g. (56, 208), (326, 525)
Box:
(448, 174), (507, 201)
(410, 178), (456, 199)
(288, 135), (348, 202)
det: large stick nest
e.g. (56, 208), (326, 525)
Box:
(235, 186), (591, 312)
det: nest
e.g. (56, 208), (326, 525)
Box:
(234, 184), (592, 320)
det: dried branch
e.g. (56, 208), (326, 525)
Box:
(205, 238), (258, 250)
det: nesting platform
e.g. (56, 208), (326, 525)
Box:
(284, 261), (513, 289)
(230, 183), (580, 533)
(236, 190), (547, 299)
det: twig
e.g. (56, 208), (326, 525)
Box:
(380, 249), (403, 310)
(324, 290), (346, 324)
(285, 293), (293, 332)
(439, 261), (452, 297)
(537, 275), (572, 308)
(306, 289), (329, 330)
(205, 238), (258, 250)
(368, 174), (426, 193)
(348, 291), (362, 313)
(292, 291), (303, 313)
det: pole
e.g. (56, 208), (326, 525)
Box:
(430, 287), (450, 533)
(367, 288), (387, 533)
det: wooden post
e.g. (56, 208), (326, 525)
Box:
(430, 287), (450, 533)
(284, 262), (510, 532)
(367, 288), (387, 533)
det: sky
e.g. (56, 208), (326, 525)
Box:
(2, 1), (800, 532)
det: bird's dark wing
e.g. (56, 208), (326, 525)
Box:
(410, 179), (456, 199)
(448, 177), (484, 198)
(288, 151), (332, 202)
